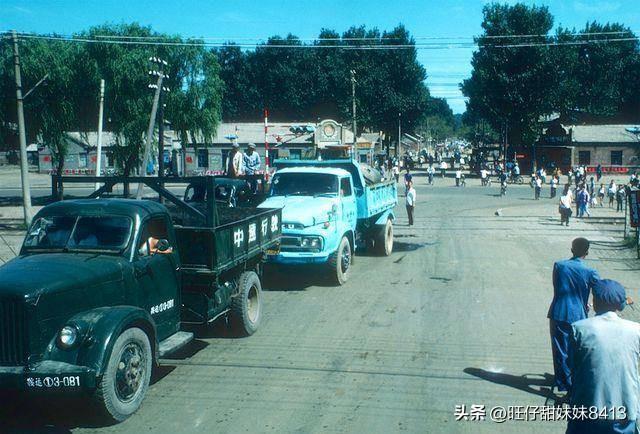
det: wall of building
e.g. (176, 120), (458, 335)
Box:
(571, 144), (639, 167)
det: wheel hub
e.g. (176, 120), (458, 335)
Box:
(115, 343), (145, 402)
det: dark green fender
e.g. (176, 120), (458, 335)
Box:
(42, 306), (157, 378)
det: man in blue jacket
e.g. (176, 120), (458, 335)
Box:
(567, 279), (638, 434)
(547, 237), (600, 392)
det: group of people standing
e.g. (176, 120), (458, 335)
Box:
(226, 142), (262, 192)
(548, 238), (639, 433)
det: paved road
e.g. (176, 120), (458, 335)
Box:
(2, 175), (639, 434)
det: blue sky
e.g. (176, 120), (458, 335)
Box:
(2, 0), (639, 113)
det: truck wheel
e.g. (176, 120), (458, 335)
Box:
(230, 271), (263, 336)
(375, 219), (394, 256)
(328, 236), (352, 285)
(94, 327), (152, 422)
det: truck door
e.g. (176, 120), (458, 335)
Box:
(340, 177), (358, 230)
(133, 216), (181, 340)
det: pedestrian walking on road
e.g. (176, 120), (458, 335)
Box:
(588, 176), (595, 197)
(577, 185), (591, 218)
(598, 184), (606, 207)
(608, 181), (617, 208)
(596, 163), (603, 182)
(455, 169), (462, 187)
(392, 164), (400, 183)
(427, 165), (435, 185)
(559, 185), (573, 226)
(550, 176), (558, 198)
(404, 169), (413, 194)
(547, 237), (600, 393)
(566, 279), (637, 434)
(480, 168), (488, 186)
(534, 175), (542, 200)
(405, 181), (416, 226)
(440, 161), (447, 178)
(616, 184), (626, 212)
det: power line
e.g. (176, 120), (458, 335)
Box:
(16, 29), (636, 42)
(4, 31), (639, 50)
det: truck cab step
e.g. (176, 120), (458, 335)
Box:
(158, 331), (194, 358)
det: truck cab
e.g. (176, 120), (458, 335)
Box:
(0, 179), (281, 423)
(259, 160), (397, 285)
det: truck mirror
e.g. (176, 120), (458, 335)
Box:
(156, 239), (171, 252)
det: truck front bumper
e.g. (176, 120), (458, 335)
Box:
(266, 250), (331, 265)
(0, 361), (96, 392)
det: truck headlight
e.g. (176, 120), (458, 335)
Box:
(58, 325), (79, 349)
(301, 237), (322, 249)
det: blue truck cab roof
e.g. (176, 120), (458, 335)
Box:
(273, 159), (365, 189)
(274, 166), (351, 178)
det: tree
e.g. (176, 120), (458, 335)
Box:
(461, 3), (556, 148)
(216, 25), (432, 139)
(76, 23), (223, 182)
(22, 38), (80, 177)
(554, 23), (640, 118)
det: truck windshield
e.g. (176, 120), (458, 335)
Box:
(270, 173), (339, 197)
(24, 215), (132, 252)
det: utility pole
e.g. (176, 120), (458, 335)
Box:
(264, 109), (270, 174)
(351, 70), (357, 160)
(397, 112), (401, 158)
(158, 89), (165, 178)
(12, 30), (33, 226)
(136, 57), (168, 199)
(95, 79), (105, 190)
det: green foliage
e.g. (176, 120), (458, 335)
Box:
(217, 25), (432, 137)
(1, 24), (223, 175)
(462, 3), (556, 147)
(554, 22), (639, 117)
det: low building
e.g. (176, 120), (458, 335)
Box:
(183, 119), (365, 175)
(535, 121), (640, 173)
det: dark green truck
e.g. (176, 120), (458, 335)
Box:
(0, 176), (281, 422)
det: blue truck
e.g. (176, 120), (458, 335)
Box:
(259, 159), (397, 285)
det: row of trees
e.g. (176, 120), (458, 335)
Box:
(0, 24), (223, 174)
(462, 3), (640, 148)
(1, 23), (455, 175)
(217, 25), (453, 136)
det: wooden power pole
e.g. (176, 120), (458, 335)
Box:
(12, 30), (33, 226)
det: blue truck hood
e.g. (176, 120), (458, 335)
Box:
(259, 196), (337, 227)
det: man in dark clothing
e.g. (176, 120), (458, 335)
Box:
(596, 164), (603, 182)
(547, 237), (600, 392)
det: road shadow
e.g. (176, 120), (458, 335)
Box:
(393, 241), (436, 252)
(464, 368), (563, 404)
(262, 266), (336, 291)
(0, 392), (114, 432)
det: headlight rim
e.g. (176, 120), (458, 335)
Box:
(57, 324), (80, 349)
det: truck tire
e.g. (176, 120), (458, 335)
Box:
(230, 271), (263, 336)
(94, 327), (152, 422)
(375, 219), (394, 256)
(328, 236), (352, 285)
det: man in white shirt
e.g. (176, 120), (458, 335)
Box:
(559, 188), (573, 226)
(405, 180), (416, 226)
(480, 168), (488, 186)
(226, 143), (244, 178)
(439, 161), (447, 178)
(455, 169), (462, 187)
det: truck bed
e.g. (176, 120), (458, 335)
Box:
(174, 207), (281, 273)
(359, 181), (398, 219)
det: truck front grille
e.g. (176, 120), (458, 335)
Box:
(0, 300), (28, 366)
